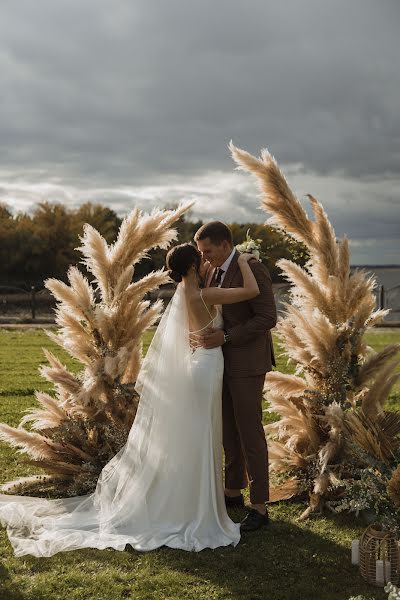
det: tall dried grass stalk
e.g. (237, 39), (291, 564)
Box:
(230, 142), (400, 517)
(0, 203), (192, 496)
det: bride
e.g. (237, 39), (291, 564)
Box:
(0, 243), (259, 557)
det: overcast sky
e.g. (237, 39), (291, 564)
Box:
(0, 0), (399, 264)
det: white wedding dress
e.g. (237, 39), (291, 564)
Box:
(0, 284), (240, 557)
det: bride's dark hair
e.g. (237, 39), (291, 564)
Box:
(166, 243), (201, 283)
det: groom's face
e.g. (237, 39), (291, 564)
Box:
(196, 237), (232, 268)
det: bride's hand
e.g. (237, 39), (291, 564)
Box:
(238, 252), (255, 263)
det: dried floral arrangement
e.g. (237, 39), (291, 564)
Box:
(0, 203), (191, 497)
(230, 142), (400, 522)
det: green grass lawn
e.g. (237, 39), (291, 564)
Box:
(0, 327), (399, 600)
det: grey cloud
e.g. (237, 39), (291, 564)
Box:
(0, 0), (399, 264)
(0, 0), (399, 182)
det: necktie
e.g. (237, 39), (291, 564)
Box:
(215, 268), (224, 287)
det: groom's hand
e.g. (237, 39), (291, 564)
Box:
(200, 327), (224, 349)
(199, 258), (211, 281)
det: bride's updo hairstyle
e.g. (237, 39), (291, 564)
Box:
(166, 243), (201, 283)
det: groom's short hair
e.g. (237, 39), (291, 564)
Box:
(194, 221), (233, 246)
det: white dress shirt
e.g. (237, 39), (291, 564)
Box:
(217, 247), (236, 287)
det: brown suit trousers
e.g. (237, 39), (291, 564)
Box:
(208, 251), (277, 504)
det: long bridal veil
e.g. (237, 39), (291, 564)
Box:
(0, 285), (193, 556)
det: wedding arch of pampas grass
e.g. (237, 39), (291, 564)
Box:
(0, 203), (191, 497)
(230, 142), (400, 522)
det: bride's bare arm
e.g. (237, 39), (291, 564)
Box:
(201, 253), (259, 305)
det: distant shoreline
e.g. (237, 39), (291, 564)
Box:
(351, 265), (400, 269)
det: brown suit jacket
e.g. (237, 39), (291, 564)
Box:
(207, 250), (277, 377)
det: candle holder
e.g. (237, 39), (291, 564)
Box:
(359, 523), (399, 587)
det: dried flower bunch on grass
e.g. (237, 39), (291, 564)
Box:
(0, 203), (191, 496)
(230, 142), (400, 520)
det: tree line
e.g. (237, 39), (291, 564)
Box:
(0, 201), (308, 288)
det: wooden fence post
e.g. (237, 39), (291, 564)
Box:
(31, 285), (36, 321)
(379, 285), (385, 310)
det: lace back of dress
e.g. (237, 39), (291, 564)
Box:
(188, 290), (217, 351)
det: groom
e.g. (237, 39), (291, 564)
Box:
(195, 221), (277, 532)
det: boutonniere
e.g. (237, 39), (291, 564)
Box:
(235, 229), (265, 261)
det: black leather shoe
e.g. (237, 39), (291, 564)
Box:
(240, 508), (269, 532)
(224, 494), (245, 508)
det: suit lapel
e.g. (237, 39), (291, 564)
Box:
(221, 250), (240, 289)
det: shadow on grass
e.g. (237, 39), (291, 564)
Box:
(145, 509), (385, 600)
(0, 389), (35, 398)
(0, 561), (47, 600)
